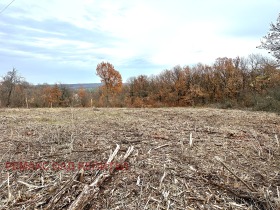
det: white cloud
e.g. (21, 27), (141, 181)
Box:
(0, 0), (279, 83)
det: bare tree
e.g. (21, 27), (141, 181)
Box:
(258, 13), (280, 62)
(0, 68), (23, 107)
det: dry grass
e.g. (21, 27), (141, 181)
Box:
(0, 107), (279, 209)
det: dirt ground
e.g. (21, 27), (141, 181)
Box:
(0, 107), (279, 210)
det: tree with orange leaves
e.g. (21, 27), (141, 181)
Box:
(77, 87), (88, 107)
(43, 84), (62, 108)
(96, 62), (122, 106)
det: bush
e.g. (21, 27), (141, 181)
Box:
(253, 95), (280, 113)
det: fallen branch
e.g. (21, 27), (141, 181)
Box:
(214, 156), (257, 192)
(44, 170), (84, 209)
(208, 179), (267, 210)
(68, 144), (134, 210)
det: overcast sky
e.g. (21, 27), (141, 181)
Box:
(0, 0), (279, 84)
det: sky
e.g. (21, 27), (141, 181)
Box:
(0, 0), (279, 84)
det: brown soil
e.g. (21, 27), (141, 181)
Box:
(0, 107), (279, 209)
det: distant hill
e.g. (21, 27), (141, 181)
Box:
(63, 83), (128, 90)
(36, 83), (128, 90)
(63, 83), (102, 90)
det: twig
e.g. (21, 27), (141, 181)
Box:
(0, 180), (8, 189)
(121, 140), (141, 144)
(215, 156), (257, 192)
(275, 134), (279, 147)
(7, 172), (12, 202)
(154, 144), (169, 150)
(159, 170), (166, 189)
(17, 180), (48, 190)
(189, 133), (193, 148)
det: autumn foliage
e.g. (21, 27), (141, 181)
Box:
(96, 62), (122, 106)
(43, 84), (62, 108)
(123, 55), (280, 111)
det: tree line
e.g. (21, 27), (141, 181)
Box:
(126, 55), (280, 111)
(0, 54), (280, 112)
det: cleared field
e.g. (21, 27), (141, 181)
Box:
(0, 107), (279, 209)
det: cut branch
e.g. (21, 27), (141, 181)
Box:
(68, 144), (134, 210)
